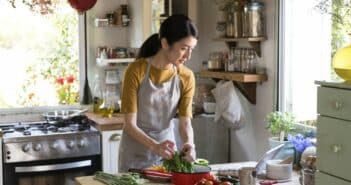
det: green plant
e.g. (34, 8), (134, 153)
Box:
(266, 111), (296, 142)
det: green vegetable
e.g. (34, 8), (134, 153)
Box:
(162, 151), (194, 173)
(94, 171), (147, 185)
(195, 158), (209, 166)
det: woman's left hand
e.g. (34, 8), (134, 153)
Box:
(181, 143), (196, 162)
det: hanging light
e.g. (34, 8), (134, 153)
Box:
(67, 0), (97, 14)
(332, 33), (351, 81)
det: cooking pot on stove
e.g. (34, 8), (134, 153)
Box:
(42, 109), (88, 121)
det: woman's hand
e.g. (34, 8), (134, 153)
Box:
(151, 140), (175, 160)
(181, 143), (196, 162)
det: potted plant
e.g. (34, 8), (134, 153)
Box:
(266, 111), (296, 146)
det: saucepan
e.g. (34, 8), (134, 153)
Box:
(42, 108), (88, 122)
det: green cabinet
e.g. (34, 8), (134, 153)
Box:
(316, 81), (351, 184)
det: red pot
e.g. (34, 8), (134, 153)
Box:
(171, 165), (212, 185)
(172, 171), (211, 185)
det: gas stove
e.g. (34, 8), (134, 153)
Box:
(1, 115), (101, 163)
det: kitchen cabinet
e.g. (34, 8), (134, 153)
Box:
(85, 112), (125, 174)
(199, 70), (267, 104)
(101, 130), (123, 174)
(315, 81), (351, 185)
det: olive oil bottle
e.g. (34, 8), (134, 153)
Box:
(93, 74), (103, 113)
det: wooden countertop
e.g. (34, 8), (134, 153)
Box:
(85, 112), (124, 131)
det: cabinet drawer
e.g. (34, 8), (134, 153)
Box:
(316, 171), (351, 185)
(317, 86), (351, 121)
(317, 116), (351, 181)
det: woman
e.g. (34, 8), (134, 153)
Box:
(118, 14), (199, 172)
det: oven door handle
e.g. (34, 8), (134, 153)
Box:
(15, 160), (92, 173)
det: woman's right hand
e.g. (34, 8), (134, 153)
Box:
(151, 140), (175, 160)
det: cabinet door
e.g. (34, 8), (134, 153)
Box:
(317, 86), (351, 121)
(101, 130), (123, 174)
(317, 116), (351, 181)
(316, 171), (351, 185)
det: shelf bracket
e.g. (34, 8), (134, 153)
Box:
(233, 82), (257, 104)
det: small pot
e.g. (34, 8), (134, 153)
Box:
(171, 165), (211, 185)
(207, 60), (223, 71)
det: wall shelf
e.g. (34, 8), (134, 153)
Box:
(96, 58), (135, 67)
(213, 37), (266, 57)
(199, 70), (268, 104)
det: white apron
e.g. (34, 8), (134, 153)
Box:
(118, 60), (181, 172)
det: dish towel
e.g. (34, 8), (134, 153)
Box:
(211, 80), (245, 130)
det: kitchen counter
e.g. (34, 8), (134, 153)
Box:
(85, 112), (124, 131)
(75, 170), (301, 185)
(75, 176), (172, 185)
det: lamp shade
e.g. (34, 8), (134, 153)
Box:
(332, 34), (351, 81)
(68, 0), (97, 14)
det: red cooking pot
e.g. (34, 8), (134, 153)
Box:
(171, 165), (211, 185)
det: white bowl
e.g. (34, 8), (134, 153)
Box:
(266, 159), (292, 180)
(203, 102), (216, 113)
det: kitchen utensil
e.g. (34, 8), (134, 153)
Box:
(266, 159), (292, 180)
(207, 60), (223, 71)
(42, 108), (88, 121)
(259, 179), (291, 185)
(171, 165), (211, 185)
(238, 167), (256, 185)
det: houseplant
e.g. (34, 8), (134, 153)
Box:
(266, 111), (297, 144)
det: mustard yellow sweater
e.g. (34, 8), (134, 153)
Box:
(121, 58), (195, 118)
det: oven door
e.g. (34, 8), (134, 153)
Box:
(3, 155), (101, 185)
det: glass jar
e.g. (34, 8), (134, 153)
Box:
(244, 1), (265, 37)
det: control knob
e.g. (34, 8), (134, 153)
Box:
(77, 139), (85, 148)
(22, 143), (30, 152)
(67, 140), (75, 149)
(51, 141), (59, 150)
(33, 143), (42, 151)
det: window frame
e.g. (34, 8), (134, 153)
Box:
(0, 11), (88, 118)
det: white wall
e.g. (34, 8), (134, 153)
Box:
(194, 0), (278, 161)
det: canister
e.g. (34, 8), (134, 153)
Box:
(244, 1), (265, 37)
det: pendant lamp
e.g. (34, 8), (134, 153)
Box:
(332, 33), (351, 81)
(68, 0), (97, 14)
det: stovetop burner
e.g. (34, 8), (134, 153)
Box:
(0, 115), (95, 139)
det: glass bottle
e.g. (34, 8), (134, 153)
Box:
(93, 74), (103, 113)
(121, 4), (129, 27)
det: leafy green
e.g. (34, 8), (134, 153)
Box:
(162, 151), (194, 173)
(94, 171), (147, 185)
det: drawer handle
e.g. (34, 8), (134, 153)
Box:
(110, 133), (122, 141)
(332, 144), (341, 153)
(333, 101), (342, 110)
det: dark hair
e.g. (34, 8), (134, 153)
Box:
(137, 14), (198, 58)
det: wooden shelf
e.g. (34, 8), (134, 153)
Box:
(199, 70), (268, 104)
(214, 36), (266, 57)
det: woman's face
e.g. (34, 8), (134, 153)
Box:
(163, 36), (198, 67)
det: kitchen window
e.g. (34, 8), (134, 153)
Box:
(278, 0), (351, 127)
(0, 0), (85, 112)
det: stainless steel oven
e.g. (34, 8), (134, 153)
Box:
(1, 116), (101, 185)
